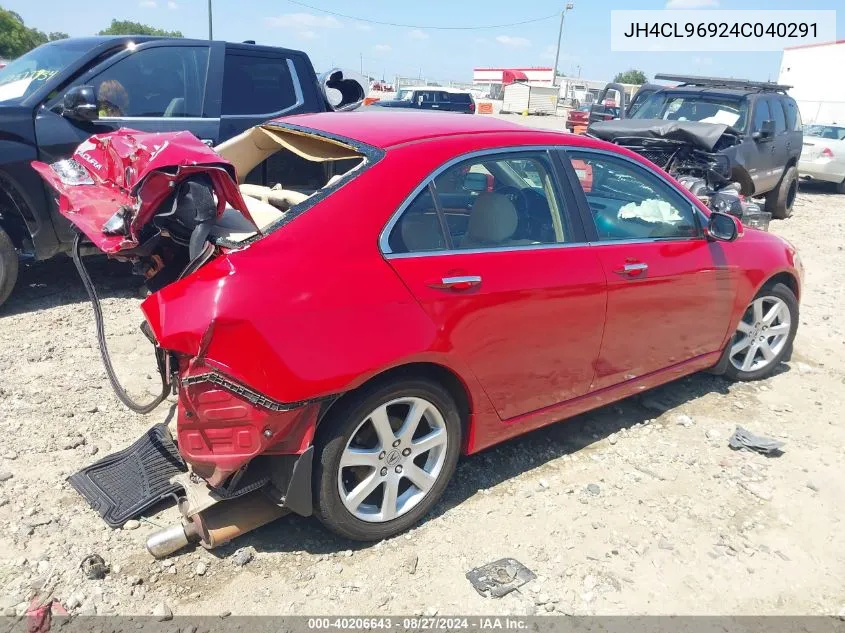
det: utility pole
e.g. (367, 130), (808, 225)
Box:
(360, 53), (363, 75)
(207, 0), (213, 40)
(552, 3), (574, 117)
(552, 3), (574, 87)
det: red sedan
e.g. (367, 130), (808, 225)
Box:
(35, 111), (801, 544)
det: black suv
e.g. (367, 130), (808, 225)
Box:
(0, 36), (350, 308)
(589, 74), (802, 221)
(372, 87), (476, 113)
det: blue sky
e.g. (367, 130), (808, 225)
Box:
(4, 0), (842, 83)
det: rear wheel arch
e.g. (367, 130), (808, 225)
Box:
(317, 361), (472, 447)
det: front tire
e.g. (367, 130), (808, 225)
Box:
(765, 165), (798, 219)
(724, 283), (798, 381)
(836, 178), (845, 194)
(0, 226), (19, 309)
(313, 378), (461, 541)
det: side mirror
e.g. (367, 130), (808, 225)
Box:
(62, 86), (98, 122)
(462, 172), (489, 193)
(705, 211), (743, 242)
(752, 119), (774, 141)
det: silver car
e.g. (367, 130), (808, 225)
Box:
(799, 124), (845, 193)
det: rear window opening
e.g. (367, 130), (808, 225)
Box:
(212, 124), (368, 243)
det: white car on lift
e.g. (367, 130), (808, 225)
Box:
(799, 123), (845, 193)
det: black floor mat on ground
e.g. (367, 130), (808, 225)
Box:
(68, 423), (187, 528)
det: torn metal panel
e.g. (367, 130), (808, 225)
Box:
(31, 129), (254, 253)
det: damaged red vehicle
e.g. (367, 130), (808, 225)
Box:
(34, 111), (802, 552)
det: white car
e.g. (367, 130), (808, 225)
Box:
(799, 124), (845, 193)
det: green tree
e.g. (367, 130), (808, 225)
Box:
(97, 19), (182, 37)
(613, 69), (648, 85)
(0, 7), (49, 58)
(48, 32), (69, 41)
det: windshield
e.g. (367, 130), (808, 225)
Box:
(0, 40), (90, 104)
(631, 91), (749, 130)
(803, 124), (845, 140)
(396, 89), (414, 102)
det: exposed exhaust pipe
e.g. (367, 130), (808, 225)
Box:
(146, 522), (199, 559)
(145, 491), (289, 558)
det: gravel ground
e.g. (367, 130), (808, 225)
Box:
(1, 121), (844, 617)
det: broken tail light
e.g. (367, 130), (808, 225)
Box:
(177, 367), (322, 487)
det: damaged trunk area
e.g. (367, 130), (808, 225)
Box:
(34, 125), (366, 291)
(32, 124), (371, 555)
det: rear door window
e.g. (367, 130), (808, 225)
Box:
(768, 97), (787, 133)
(752, 99), (771, 133)
(449, 93), (472, 104)
(222, 53), (298, 115)
(784, 98), (801, 131)
(387, 151), (572, 254)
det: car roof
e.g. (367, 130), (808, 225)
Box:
(272, 111), (546, 149)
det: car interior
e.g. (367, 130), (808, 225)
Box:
(211, 125), (366, 242)
(389, 156), (564, 253)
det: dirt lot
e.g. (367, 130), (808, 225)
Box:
(0, 123), (844, 617)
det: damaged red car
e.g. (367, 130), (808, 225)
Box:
(33, 111), (802, 553)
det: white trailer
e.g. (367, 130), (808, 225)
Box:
(501, 83), (558, 115)
(779, 40), (845, 124)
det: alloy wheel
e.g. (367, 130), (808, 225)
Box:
(337, 397), (448, 523)
(729, 295), (792, 373)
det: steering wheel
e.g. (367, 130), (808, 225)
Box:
(494, 185), (529, 215)
(496, 186), (553, 242)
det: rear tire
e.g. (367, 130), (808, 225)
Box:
(0, 226), (19, 309)
(724, 283), (798, 381)
(836, 178), (845, 194)
(313, 378), (461, 541)
(765, 165), (798, 219)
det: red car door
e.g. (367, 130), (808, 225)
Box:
(383, 150), (607, 421)
(562, 150), (738, 390)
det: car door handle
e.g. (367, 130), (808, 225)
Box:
(431, 275), (482, 290)
(613, 263), (648, 276)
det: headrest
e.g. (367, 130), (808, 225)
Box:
(466, 193), (518, 244)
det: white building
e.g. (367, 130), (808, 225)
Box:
(779, 40), (845, 124)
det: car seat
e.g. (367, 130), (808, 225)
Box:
(460, 193), (534, 248)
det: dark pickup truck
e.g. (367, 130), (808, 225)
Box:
(0, 36), (363, 307)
